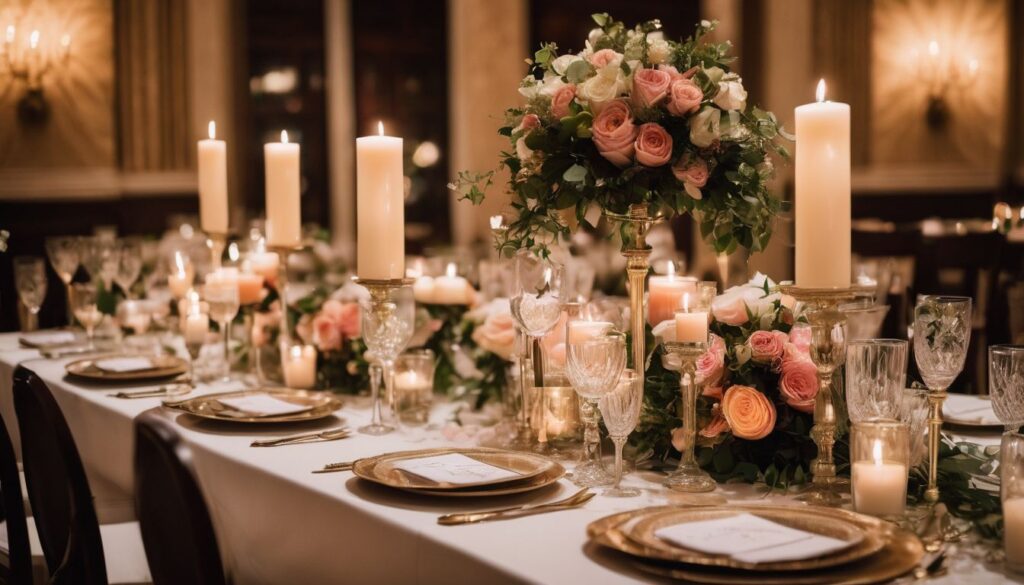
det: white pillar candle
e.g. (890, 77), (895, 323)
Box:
(432, 263), (469, 305)
(567, 320), (613, 345)
(248, 239), (280, 281)
(264, 131), (302, 248)
(357, 122), (404, 280)
(851, 440), (907, 516)
(794, 79), (851, 288)
(412, 276), (435, 304)
(648, 265), (696, 326)
(1005, 497), (1024, 570)
(282, 344), (317, 389)
(198, 121), (229, 234)
(167, 251), (195, 299)
(183, 312), (210, 345)
(674, 293), (708, 343)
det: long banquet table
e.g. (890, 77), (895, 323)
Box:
(0, 332), (1011, 584)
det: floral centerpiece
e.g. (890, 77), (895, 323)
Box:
(636, 275), (835, 486)
(452, 14), (789, 256)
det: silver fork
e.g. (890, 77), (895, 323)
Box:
(437, 489), (594, 525)
(251, 427), (351, 447)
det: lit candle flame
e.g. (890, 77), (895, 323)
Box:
(228, 242), (240, 263)
(208, 121), (216, 140)
(174, 251), (187, 275)
(255, 237), (266, 254)
(29, 29), (38, 49)
(5, 26), (14, 43)
(682, 292), (690, 313)
(60, 34), (70, 48)
(280, 130), (289, 144)
(542, 267), (552, 286)
(872, 439), (883, 466)
(968, 58), (979, 76)
(815, 79), (826, 103)
(928, 40), (940, 57)
(290, 345), (303, 359)
(489, 215), (503, 230)
(666, 262), (675, 278)
(445, 262), (457, 278)
(377, 121), (384, 136)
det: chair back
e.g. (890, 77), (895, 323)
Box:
(0, 409), (32, 585)
(134, 411), (226, 585)
(13, 366), (107, 585)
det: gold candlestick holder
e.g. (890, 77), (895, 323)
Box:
(207, 232), (228, 271)
(604, 204), (663, 376)
(778, 283), (873, 506)
(663, 340), (716, 492)
(355, 277), (414, 436)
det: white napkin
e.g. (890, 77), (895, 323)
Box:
(217, 394), (312, 417)
(390, 453), (522, 485)
(943, 394), (998, 425)
(20, 331), (77, 347)
(654, 513), (856, 564)
(95, 357), (155, 373)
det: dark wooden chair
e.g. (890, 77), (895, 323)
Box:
(13, 366), (150, 585)
(0, 409), (33, 585)
(134, 412), (227, 585)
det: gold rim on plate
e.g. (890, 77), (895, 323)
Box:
(627, 506), (884, 571)
(65, 354), (188, 382)
(588, 506), (923, 584)
(165, 388), (342, 423)
(352, 448), (565, 496)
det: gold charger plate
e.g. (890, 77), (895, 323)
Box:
(165, 388), (342, 423)
(588, 506), (923, 585)
(628, 506), (883, 571)
(65, 354), (188, 382)
(352, 448), (565, 496)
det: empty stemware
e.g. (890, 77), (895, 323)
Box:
(359, 286), (415, 435)
(204, 280), (240, 382)
(845, 339), (908, 423)
(598, 369), (643, 497)
(990, 345), (1024, 433)
(79, 236), (118, 288)
(566, 329), (627, 487)
(45, 236), (80, 324)
(70, 283), (102, 347)
(14, 256), (47, 332)
(114, 239), (144, 299)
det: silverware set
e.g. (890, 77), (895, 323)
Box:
(250, 427), (351, 447)
(108, 384), (191, 399)
(312, 460), (355, 473)
(437, 488), (594, 525)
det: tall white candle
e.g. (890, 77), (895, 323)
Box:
(357, 122), (404, 280)
(198, 121), (229, 234)
(794, 80), (851, 288)
(851, 440), (907, 516)
(264, 130), (302, 248)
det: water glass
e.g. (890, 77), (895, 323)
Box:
(70, 283), (102, 344)
(899, 388), (930, 468)
(846, 339), (908, 423)
(1002, 432), (1024, 573)
(203, 281), (240, 381)
(393, 349), (435, 426)
(114, 239), (143, 298)
(566, 330), (626, 487)
(598, 369), (642, 497)
(14, 256), (47, 331)
(359, 286), (415, 435)
(80, 236), (118, 287)
(990, 345), (1024, 432)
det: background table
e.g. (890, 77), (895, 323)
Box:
(0, 333), (1012, 584)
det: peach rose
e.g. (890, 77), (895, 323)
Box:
(779, 359), (819, 414)
(323, 299), (361, 339)
(634, 123), (672, 167)
(591, 99), (637, 168)
(472, 312), (517, 360)
(520, 113), (541, 132)
(589, 48), (622, 69)
(700, 406), (730, 438)
(702, 385), (724, 401)
(672, 155), (709, 199)
(551, 84), (577, 119)
(748, 330), (788, 364)
(666, 78), (703, 116)
(631, 68), (672, 108)
(312, 312), (344, 352)
(721, 385), (776, 440)
(696, 334), (726, 386)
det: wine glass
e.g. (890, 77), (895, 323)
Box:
(181, 293), (210, 387)
(990, 345), (1024, 433)
(598, 369), (642, 497)
(45, 236), (80, 324)
(70, 283), (102, 347)
(845, 339), (908, 423)
(203, 280), (240, 382)
(79, 236), (118, 288)
(913, 295), (972, 504)
(114, 239), (143, 299)
(566, 330), (627, 487)
(359, 286), (415, 435)
(13, 257), (47, 332)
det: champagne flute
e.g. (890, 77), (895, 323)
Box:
(14, 256), (47, 332)
(566, 330), (627, 487)
(45, 236), (80, 325)
(359, 286), (415, 435)
(204, 281), (240, 382)
(599, 369), (642, 497)
(114, 238), (143, 299)
(70, 283), (102, 347)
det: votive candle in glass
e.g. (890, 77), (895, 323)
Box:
(1002, 432), (1024, 573)
(282, 344), (317, 389)
(393, 349), (435, 426)
(850, 421), (909, 517)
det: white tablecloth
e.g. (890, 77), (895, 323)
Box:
(0, 332), (1014, 584)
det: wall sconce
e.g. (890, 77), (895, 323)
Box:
(2, 25), (71, 124)
(911, 40), (978, 129)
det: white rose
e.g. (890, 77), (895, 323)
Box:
(578, 66), (627, 113)
(515, 137), (533, 162)
(720, 110), (749, 141)
(551, 54), (583, 76)
(647, 38), (671, 65)
(587, 27), (604, 47)
(538, 74), (567, 97)
(704, 66), (726, 84)
(518, 76), (540, 99)
(689, 106), (721, 147)
(713, 73), (747, 111)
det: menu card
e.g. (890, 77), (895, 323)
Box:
(95, 357), (155, 373)
(217, 394), (312, 417)
(390, 453), (522, 485)
(20, 331), (77, 347)
(654, 513), (856, 564)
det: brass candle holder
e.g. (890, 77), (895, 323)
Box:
(778, 283), (873, 506)
(663, 340), (716, 492)
(355, 277), (415, 435)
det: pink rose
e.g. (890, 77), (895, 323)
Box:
(312, 312), (343, 352)
(295, 314), (313, 345)
(551, 84), (577, 119)
(672, 155), (709, 187)
(696, 334), (726, 386)
(322, 300), (361, 339)
(789, 323), (812, 353)
(634, 123), (672, 167)
(699, 407), (730, 438)
(748, 330), (787, 364)
(702, 385), (724, 401)
(589, 48), (622, 68)
(657, 64), (699, 81)
(591, 99), (637, 168)
(666, 78), (704, 116)
(631, 68), (672, 108)
(779, 359), (819, 414)
(721, 385), (777, 441)
(471, 312), (517, 360)
(520, 113), (541, 132)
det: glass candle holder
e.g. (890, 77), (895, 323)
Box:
(850, 421), (910, 517)
(393, 349), (435, 426)
(1002, 432), (1024, 573)
(527, 379), (580, 445)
